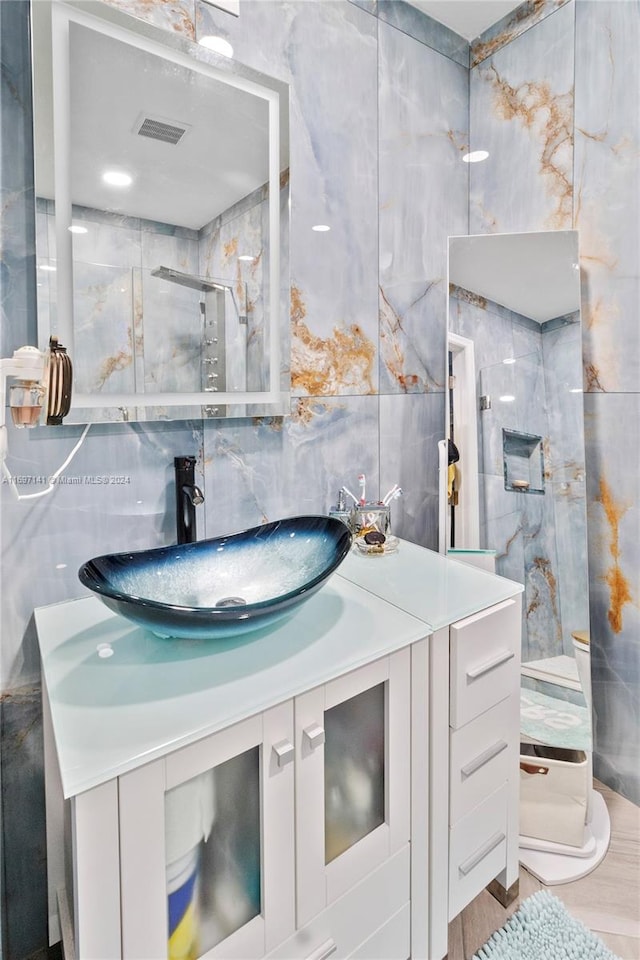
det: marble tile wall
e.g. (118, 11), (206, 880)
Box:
(0, 0), (468, 951)
(469, 0), (639, 802)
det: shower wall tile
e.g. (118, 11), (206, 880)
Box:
(574, 0), (640, 394)
(469, 2), (575, 235)
(521, 483), (563, 661)
(201, 397), (380, 536)
(584, 392), (640, 801)
(471, 0), (571, 67)
(376, 0), (469, 66)
(542, 320), (585, 483)
(379, 392), (444, 550)
(379, 23), (468, 394)
(197, 0), (380, 397)
(551, 479), (590, 656)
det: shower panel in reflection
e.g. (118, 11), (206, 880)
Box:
(150, 266), (249, 415)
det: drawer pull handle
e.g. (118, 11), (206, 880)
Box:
(305, 938), (337, 960)
(466, 650), (514, 681)
(272, 739), (295, 768)
(461, 740), (508, 779)
(458, 831), (505, 877)
(303, 724), (325, 750)
(520, 761), (549, 776)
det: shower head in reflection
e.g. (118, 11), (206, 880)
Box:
(151, 265), (246, 322)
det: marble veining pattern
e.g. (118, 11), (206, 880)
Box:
(197, 0), (380, 397)
(469, 2), (575, 234)
(471, 0), (571, 67)
(574, 0), (640, 394)
(379, 21), (468, 394)
(470, 0), (639, 801)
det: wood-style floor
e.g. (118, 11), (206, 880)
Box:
(448, 781), (640, 959)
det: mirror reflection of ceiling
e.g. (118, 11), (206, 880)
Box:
(449, 231), (580, 323)
(407, 0), (524, 40)
(34, 20), (271, 230)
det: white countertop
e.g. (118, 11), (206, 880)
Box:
(339, 539), (522, 630)
(36, 540), (522, 798)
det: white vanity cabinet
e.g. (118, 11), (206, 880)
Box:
(114, 650), (412, 960)
(37, 541), (522, 960)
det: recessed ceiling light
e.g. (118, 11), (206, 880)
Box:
(102, 170), (133, 187)
(499, 395), (515, 403)
(68, 225), (88, 234)
(238, 254), (256, 262)
(502, 358), (516, 364)
(570, 388), (583, 393)
(462, 150), (490, 163)
(198, 35), (234, 57)
(39, 264), (56, 272)
(312, 224), (331, 232)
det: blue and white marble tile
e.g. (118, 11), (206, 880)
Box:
(1, 419), (204, 685)
(541, 320), (585, 483)
(584, 392), (640, 801)
(574, 1), (639, 394)
(196, 0), (380, 396)
(471, 0), (571, 66)
(469, 2), (575, 235)
(379, 22), (468, 394)
(376, 0), (469, 67)
(379, 392), (445, 550)
(202, 396), (380, 537)
(551, 478), (589, 655)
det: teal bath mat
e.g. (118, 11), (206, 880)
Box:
(472, 890), (620, 959)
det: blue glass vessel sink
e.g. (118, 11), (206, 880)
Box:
(78, 515), (352, 640)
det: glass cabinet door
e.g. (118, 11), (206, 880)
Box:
(165, 747), (260, 959)
(324, 682), (385, 864)
(118, 703), (295, 959)
(295, 650), (411, 928)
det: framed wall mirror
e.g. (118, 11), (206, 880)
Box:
(31, 0), (290, 423)
(445, 230), (591, 754)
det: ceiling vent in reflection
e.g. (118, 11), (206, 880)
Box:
(134, 114), (190, 146)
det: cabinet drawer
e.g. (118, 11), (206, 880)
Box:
(448, 784), (508, 921)
(449, 699), (512, 823)
(266, 845), (409, 959)
(450, 599), (520, 729)
(349, 903), (410, 959)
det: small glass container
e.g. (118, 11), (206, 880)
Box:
(9, 380), (45, 428)
(350, 503), (391, 539)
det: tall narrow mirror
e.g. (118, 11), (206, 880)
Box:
(446, 231), (591, 755)
(31, 0), (289, 422)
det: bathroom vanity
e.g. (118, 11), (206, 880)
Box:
(36, 539), (522, 959)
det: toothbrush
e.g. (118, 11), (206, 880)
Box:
(341, 485), (359, 506)
(386, 487), (403, 506)
(358, 473), (366, 505)
(382, 483), (399, 506)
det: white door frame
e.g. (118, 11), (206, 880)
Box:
(446, 333), (480, 550)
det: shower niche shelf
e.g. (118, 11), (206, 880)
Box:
(502, 429), (545, 495)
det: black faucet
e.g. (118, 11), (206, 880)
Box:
(174, 456), (205, 544)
